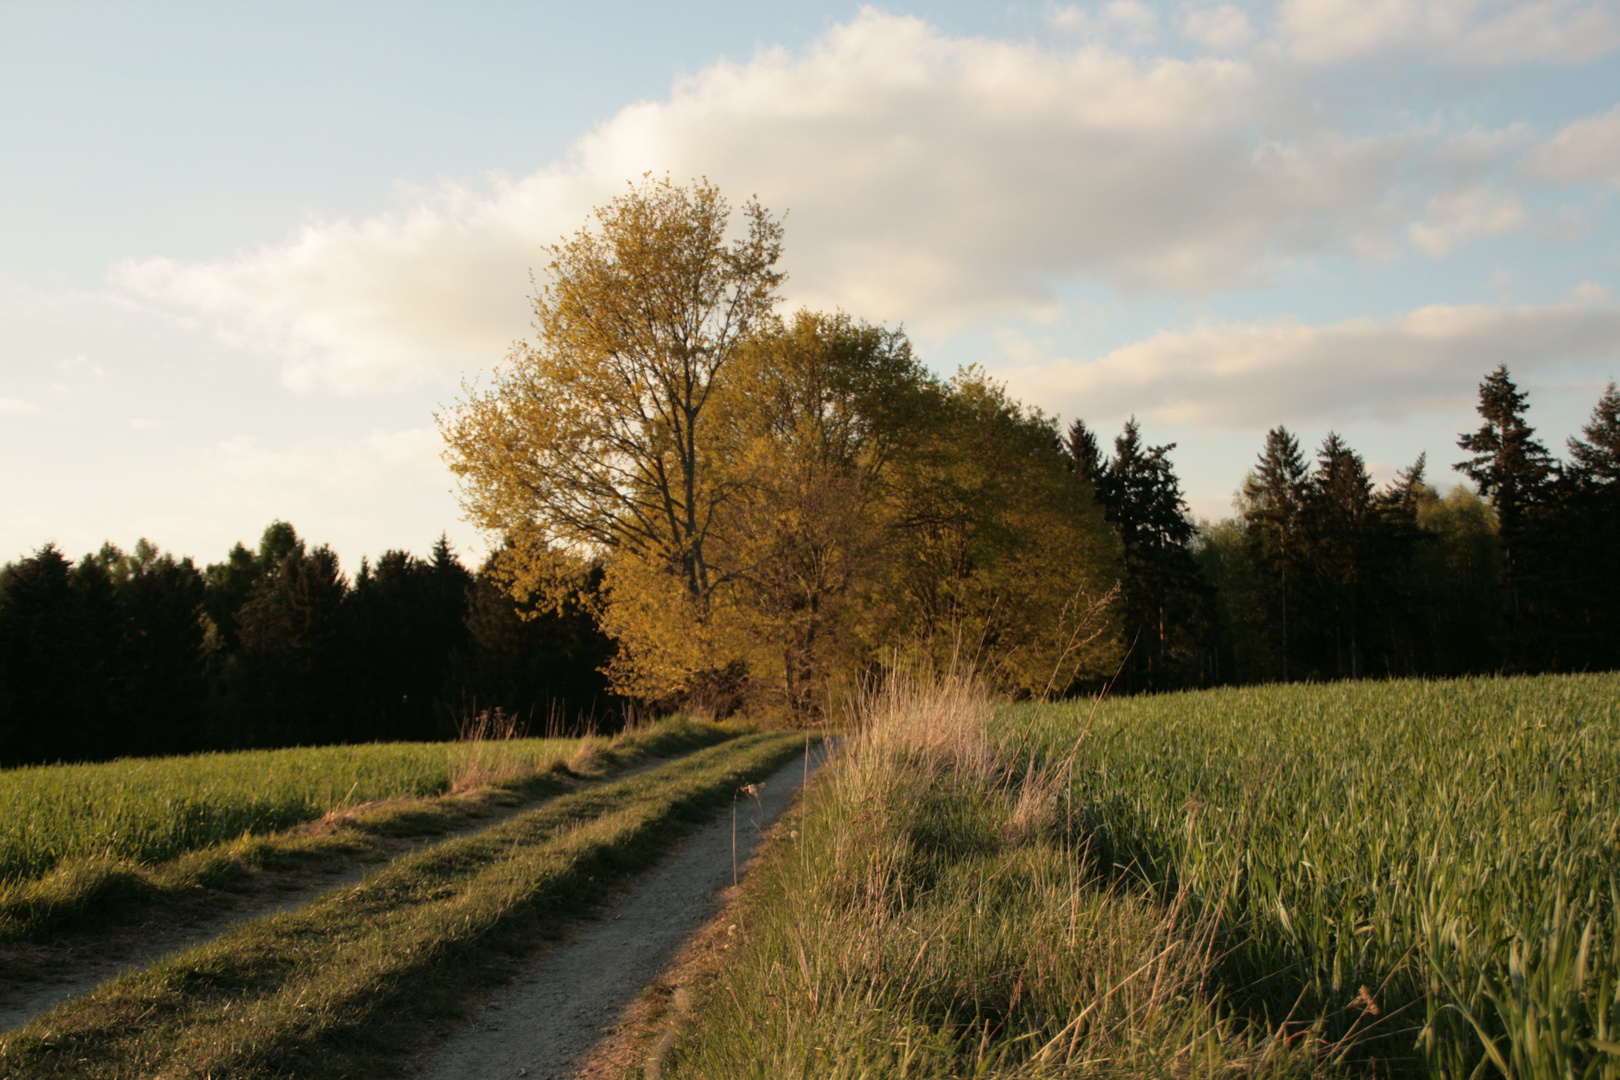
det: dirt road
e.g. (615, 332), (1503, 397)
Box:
(412, 740), (831, 1080)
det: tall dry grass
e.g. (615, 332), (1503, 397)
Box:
(665, 669), (1316, 1079)
(447, 707), (591, 793)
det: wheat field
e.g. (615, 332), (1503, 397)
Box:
(1005, 672), (1620, 1077)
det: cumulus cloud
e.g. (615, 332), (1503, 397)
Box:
(1408, 185), (1525, 256)
(113, 189), (594, 394)
(1001, 295), (1620, 428)
(117, 10), (1422, 393)
(1052, 1), (1160, 44)
(1524, 103), (1620, 185)
(1275, 0), (1620, 65)
(1181, 5), (1257, 51)
(0, 397), (42, 415)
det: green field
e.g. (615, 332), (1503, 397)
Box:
(1006, 672), (1620, 1077)
(0, 735), (589, 886)
(667, 673), (1620, 1080)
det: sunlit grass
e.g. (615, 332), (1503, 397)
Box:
(1004, 672), (1620, 1078)
(0, 736), (590, 887)
(665, 672), (1316, 1080)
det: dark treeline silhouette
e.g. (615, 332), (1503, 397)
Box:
(4, 366), (1616, 763)
(0, 524), (620, 766)
(1067, 365), (1620, 690)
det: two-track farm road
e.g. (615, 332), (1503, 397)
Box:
(0, 752), (687, 1034)
(413, 741), (833, 1080)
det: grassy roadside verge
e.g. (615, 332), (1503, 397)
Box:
(0, 719), (742, 965)
(0, 731), (809, 1080)
(660, 677), (1314, 1080)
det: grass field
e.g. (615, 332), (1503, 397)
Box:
(1006, 672), (1620, 1079)
(0, 734), (594, 886)
(667, 672), (1620, 1080)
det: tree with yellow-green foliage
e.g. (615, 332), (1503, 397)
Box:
(441, 178), (1121, 720)
(705, 310), (933, 720)
(438, 176), (783, 703)
(873, 369), (1122, 698)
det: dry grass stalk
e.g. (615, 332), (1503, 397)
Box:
(659, 667), (1311, 1080)
(449, 708), (554, 793)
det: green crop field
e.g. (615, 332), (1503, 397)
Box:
(0, 735), (588, 886)
(1005, 672), (1620, 1078)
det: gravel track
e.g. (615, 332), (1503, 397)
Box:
(412, 740), (832, 1080)
(0, 755), (680, 1034)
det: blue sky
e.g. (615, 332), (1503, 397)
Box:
(3, 1), (1617, 570)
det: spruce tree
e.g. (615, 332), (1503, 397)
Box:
(0, 545), (109, 763)
(1301, 434), (1376, 678)
(1242, 427), (1310, 680)
(1065, 418), (1105, 486)
(1456, 365), (1555, 538)
(1455, 365), (1554, 666)
(1095, 418), (1208, 690)
(1568, 381), (1620, 482)
(1552, 382), (1620, 668)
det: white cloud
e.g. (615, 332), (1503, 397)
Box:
(1408, 185), (1525, 256)
(1001, 296), (1620, 428)
(1524, 103), (1620, 185)
(1275, 0), (1620, 65)
(1181, 5), (1256, 51)
(117, 10), (1421, 393)
(1052, 1), (1160, 43)
(209, 427), (445, 489)
(113, 189), (588, 394)
(0, 397), (41, 415)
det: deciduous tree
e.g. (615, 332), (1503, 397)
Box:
(441, 176), (784, 703)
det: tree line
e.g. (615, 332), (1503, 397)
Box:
(4, 176), (1616, 762)
(1077, 367), (1620, 691)
(0, 525), (618, 766)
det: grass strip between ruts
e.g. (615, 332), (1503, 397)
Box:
(0, 718), (743, 955)
(0, 731), (811, 1080)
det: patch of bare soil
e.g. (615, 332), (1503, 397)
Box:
(409, 740), (833, 1080)
(0, 755), (681, 1034)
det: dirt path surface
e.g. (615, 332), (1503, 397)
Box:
(412, 740), (833, 1080)
(0, 755), (681, 1034)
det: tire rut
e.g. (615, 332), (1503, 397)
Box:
(0, 753), (683, 1033)
(409, 739), (834, 1080)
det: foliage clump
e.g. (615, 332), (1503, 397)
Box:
(440, 177), (1123, 721)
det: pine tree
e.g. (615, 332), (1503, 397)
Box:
(1065, 418), (1104, 486)
(1301, 434), (1376, 678)
(1095, 418), (1208, 690)
(1455, 365), (1555, 666)
(1242, 427), (1310, 681)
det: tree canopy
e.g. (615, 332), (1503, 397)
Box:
(440, 179), (1123, 719)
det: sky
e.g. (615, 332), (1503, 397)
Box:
(3, 0), (1617, 572)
